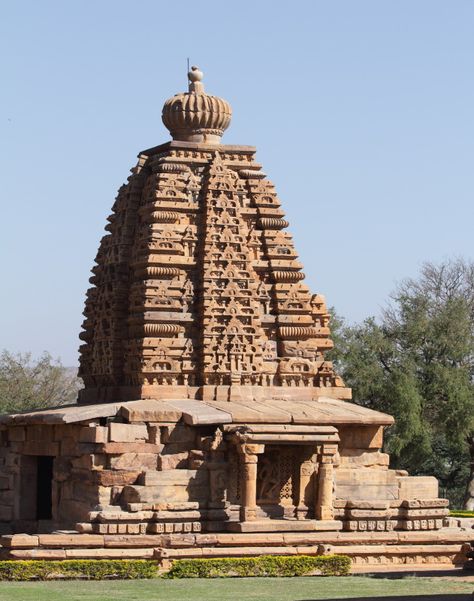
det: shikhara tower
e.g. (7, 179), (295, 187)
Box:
(78, 66), (347, 404)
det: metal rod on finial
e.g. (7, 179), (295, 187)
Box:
(187, 57), (190, 83)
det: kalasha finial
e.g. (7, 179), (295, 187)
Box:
(162, 66), (232, 144)
(188, 65), (204, 93)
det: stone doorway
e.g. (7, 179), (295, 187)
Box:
(36, 456), (53, 520)
(19, 455), (54, 523)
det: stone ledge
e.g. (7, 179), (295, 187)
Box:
(226, 519), (343, 533)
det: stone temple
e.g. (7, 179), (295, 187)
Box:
(0, 68), (469, 567)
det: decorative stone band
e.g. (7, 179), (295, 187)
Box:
(131, 324), (184, 337)
(278, 326), (321, 339)
(157, 162), (191, 173)
(259, 218), (289, 229)
(238, 169), (267, 180)
(135, 267), (182, 279)
(272, 270), (305, 282)
(148, 211), (180, 223)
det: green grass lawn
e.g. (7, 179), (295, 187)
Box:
(0, 575), (472, 601)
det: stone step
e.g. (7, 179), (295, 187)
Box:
(226, 519), (343, 533)
(4, 547), (155, 560)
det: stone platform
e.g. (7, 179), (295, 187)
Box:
(0, 528), (471, 572)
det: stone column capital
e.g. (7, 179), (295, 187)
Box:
(237, 443), (265, 460)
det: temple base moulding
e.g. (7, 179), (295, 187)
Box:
(226, 519), (343, 533)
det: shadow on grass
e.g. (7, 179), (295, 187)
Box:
(365, 569), (473, 579)
(298, 597), (472, 601)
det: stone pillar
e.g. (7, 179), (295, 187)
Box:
(296, 449), (318, 520)
(237, 443), (264, 522)
(315, 444), (337, 520)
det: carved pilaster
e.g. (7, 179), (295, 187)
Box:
(296, 449), (318, 520)
(316, 444), (337, 520)
(237, 443), (264, 522)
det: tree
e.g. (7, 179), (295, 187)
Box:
(329, 259), (474, 508)
(0, 351), (81, 414)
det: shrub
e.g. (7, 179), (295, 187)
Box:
(0, 559), (158, 581)
(165, 554), (351, 578)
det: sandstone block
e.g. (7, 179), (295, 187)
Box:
(139, 469), (206, 486)
(126, 503), (146, 512)
(57, 499), (91, 523)
(22, 441), (59, 456)
(73, 481), (111, 507)
(122, 483), (208, 505)
(26, 425), (53, 441)
(100, 442), (161, 454)
(148, 425), (161, 444)
(108, 453), (158, 471)
(346, 500), (390, 510)
(151, 501), (201, 511)
(121, 471), (208, 505)
(109, 423), (148, 443)
(94, 509), (153, 521)
(346, 509), (391, 519)
(0, 534), (39, 548)
(38, 534), (104, 547)
(152, 510), (202, 520)
(120, 400), (181, 423)
(340, 451), (390, 468)
(160, 533), (196, 547)
(65, 547), (154, 559)
(71, 454), (106, 470)
(400, 508), (449, 518)
(158, 451), (189, 470)
(162, 441), (195, 454)
(8, 427), (25, 442)
(79, 426), (108, 443)
(398, 476), (438, 500)
(401, 498), (449, 509)
(161, 424), (196, 444)
(76, 523), (94, 533)
(77, 443), (101, 455)
(103, 535), (163, 548)
(335, 468), (398, 501)
(61, 437), (80, 456)
(338, 425), (383, 449)
(8, 549), (67, 560)
(94, 470), (141, 486)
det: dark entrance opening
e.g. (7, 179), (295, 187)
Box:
(36, 456), (53, 520)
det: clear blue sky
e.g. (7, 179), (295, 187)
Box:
(1, 1), (473, 366)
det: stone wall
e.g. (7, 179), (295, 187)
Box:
(0, 413), (209, 534)
(0, 415), (450, 537)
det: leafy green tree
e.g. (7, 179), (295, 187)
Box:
(0, 351), (81, 414)
(329, 259), (474, 508)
